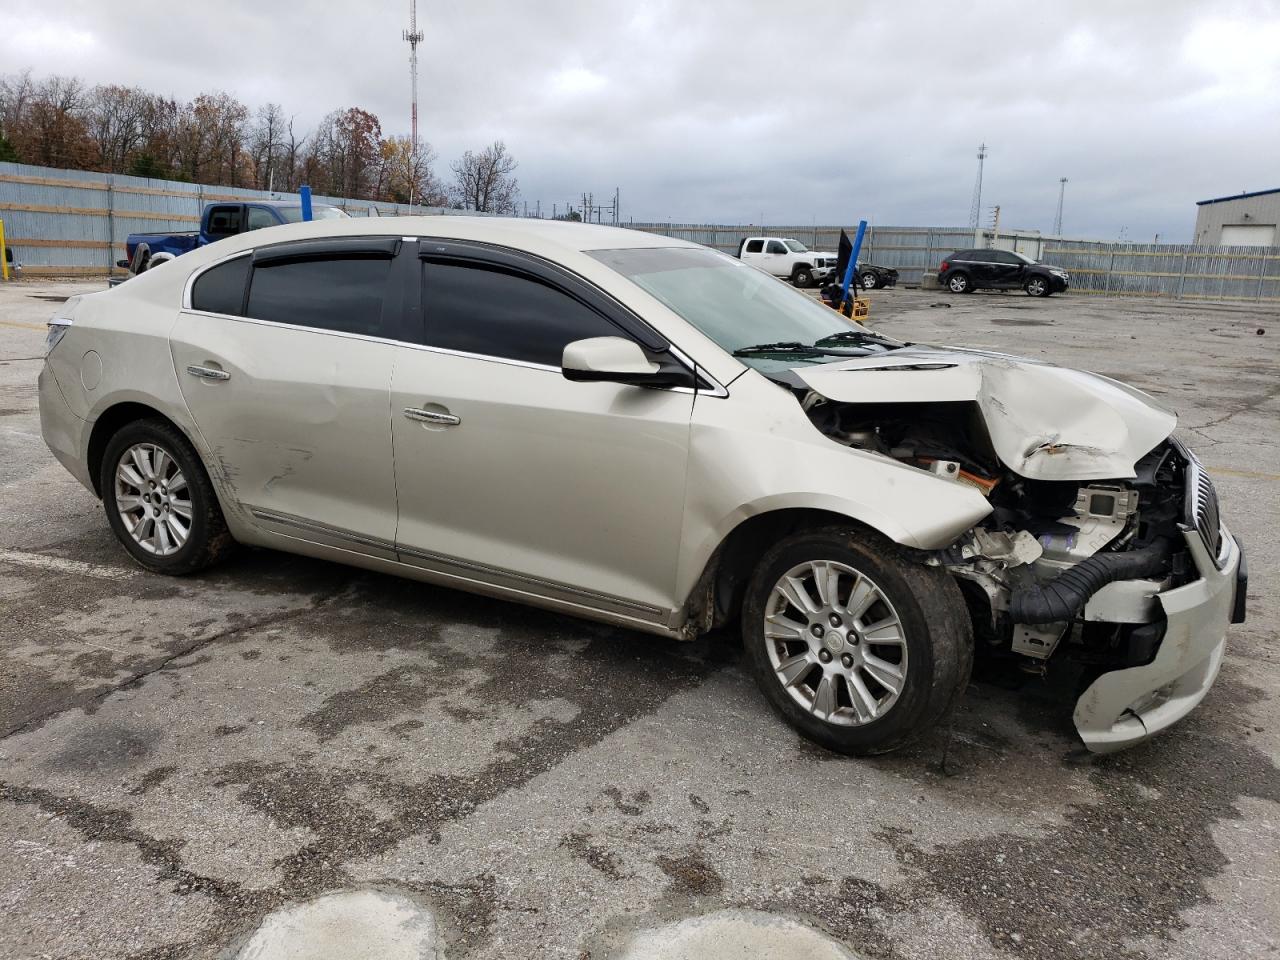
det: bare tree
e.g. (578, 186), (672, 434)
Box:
(85, 85), (152, 172)
(382, 135), (446, 206)
(450, 140), (519, 214)
(248, 102), (287, 190)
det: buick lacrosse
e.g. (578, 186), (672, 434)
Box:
(39, 218), (1245, 755)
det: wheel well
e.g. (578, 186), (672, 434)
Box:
(86, 402), (183, 496)
(685, 508), (873, 636)
(791, 262), (813, 275)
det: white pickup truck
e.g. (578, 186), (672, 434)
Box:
(736, 236), (838, 287)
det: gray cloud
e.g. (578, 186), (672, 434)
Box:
(4, 0), (1278, 238)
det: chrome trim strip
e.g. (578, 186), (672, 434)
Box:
(396, 543), (666, 622)
(249, 507), (397, 553)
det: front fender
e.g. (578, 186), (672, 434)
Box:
(675, 371), (993, 603)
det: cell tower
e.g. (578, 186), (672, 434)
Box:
(1053, 177), (1068, 235)
(968, 143), (987, 229)
(402, 0), (424, 200)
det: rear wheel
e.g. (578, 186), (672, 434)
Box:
(861, 271), (879, 290)
(947, 272), (972, 294)
(100, 419), (233, 575)
(792, 266), (814, 288)
(1025, 276), (1050, 297)
(742, 527), (973, 756)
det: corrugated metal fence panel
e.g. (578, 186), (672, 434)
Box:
(0, 161), (487, 274)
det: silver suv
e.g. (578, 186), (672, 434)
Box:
(38, 219), (1244, 756)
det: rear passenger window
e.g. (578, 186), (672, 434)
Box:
(246, 256), (392, 337)
(422, 261), (623, 367)
(191, 256), (249, 316)
(745, 240), (764, 253)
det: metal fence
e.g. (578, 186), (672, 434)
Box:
(626, 222), (1280, 302)
(0, 160), (474, 276)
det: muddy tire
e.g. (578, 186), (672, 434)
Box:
(742, 526), (972, 756)
(100, 418), (234, 575)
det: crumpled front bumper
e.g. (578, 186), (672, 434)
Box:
(1073, 526), (1241, 753)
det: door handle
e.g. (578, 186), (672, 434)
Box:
(186, 364), (231, 381)
(403, 407), (460, 427)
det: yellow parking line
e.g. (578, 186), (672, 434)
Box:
(0, 319), (45, 331)
(1205, 466), (1280, 482)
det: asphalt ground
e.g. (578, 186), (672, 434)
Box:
(0, 277), (1276, 959)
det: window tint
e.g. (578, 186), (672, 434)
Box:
(246, 256), (392, 336)
(744, 239), (764, 254)
(990, 250), (1019, 264)
(206, 205), (243, 238)
(422, 261), (623, 367)
(246, 207), (277, 231)
(766, 241), (787, 254)
(191, 256), (249, 315)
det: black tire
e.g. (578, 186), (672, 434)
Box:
(946, 272), (972, 294)
(741, 526), (973, 756)
(1025, 276), (1050, 297)
(792, 266), (814, 288)
(860, 272), (879, 290)
(99, 418), (234, 575)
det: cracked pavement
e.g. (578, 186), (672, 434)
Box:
(0, 280), (1276, 959)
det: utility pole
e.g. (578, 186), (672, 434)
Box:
(968, 143), (987, 229)
(402, 0), (424, 208)
(1053, 177), (1067, 235)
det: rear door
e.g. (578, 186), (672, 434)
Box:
(740, 238), (766, 268)
(389, 241), (695, 622)
(171, 238), (408, 556)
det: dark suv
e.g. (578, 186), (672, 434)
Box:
(938, 249), (1070, 297)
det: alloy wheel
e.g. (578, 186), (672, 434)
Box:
(763, 560), (908, 726)
(114, 442), (192, 556)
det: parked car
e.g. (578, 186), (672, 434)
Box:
(121, 200), (348, 275)
(737, 236), (837, 287)
(39, 218), (1244, 756)
(857, 262), (898, 289)
(938, 248), (1070, 296)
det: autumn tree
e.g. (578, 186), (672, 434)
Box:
(381, 135), (446, 206)
(450, 141), (519, 214)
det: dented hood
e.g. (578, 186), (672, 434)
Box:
(795, 347), (1177, 480)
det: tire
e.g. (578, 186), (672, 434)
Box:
(792, 266), (814, 288)
(947, 272), (972, 294)
(861, 272), (879, 290)
(1025, 276), (1050, 297)
(99, 418), (234, 575)
(741, 526), (973, 756)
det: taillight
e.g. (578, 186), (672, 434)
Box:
(939, 260), (950, 272)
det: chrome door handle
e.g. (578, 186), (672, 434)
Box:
(403, 407), (460, 427)
(186, 364), (230, 381)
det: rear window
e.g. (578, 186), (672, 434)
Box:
(245, 256), (391, 337)
(190, 256), (249, 315)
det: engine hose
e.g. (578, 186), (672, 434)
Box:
(1009, 538), (1174, 625)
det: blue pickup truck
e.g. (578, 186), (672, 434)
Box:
(120, 199), (348, 274)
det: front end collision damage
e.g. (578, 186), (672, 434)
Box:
(786, 347), (1241, 752)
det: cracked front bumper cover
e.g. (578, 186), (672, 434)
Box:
(1073, 527), (1240, 753)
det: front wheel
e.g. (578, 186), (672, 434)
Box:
(1025, 276), (1050, 297)
(742, 527), (973, 756)
(100, 419), (234, 575)
(792, 266), (814, 288)
(947, 272), (972, 294)
(860, 272), (879, 290)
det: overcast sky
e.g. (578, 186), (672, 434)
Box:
(4, 0), (1279, 240)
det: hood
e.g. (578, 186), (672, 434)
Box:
(793, 347), (1176, 481)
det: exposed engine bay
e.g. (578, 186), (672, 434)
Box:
(802, 392), (1208, 676)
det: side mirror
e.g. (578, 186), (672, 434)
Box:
(562, 337), (694, 389)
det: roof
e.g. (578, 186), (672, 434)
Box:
(1195, 187), (1280, 206)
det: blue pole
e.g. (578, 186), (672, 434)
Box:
(300, 185), (313, 222)
(840, 219), (868, 307)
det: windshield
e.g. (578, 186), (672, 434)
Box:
(589, 246), (898, 371)
(784, 240), (808, 253)
(276, 205), (350, 223)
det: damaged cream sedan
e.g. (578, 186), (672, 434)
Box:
(39, 219), (1246, 755)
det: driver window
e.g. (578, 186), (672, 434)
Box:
(246, 207), (277, 231)
(766, 241), (787, 254)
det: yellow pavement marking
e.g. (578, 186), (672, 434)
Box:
(1205, 466), (1280, 482)
(0, 319), (45, 331)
